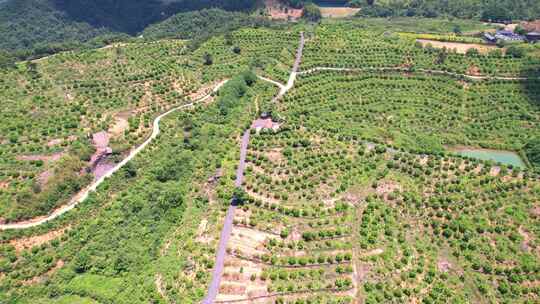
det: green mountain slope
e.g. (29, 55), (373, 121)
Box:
(0, 0), (258, 54)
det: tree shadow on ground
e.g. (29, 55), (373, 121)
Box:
(520, 64), (540, 108)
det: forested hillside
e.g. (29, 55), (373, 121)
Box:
(287, 0), (540, 21)
(0, 0), (257, 56)
(142, 9), (272, 48)
(353, 0), (540, 21)
(0, 0), (113, 54)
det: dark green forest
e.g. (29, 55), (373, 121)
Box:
(288, 0), (540, 21)
(1, 0), (540, 62)
(0, 0), (257, 56)
(142, 9), (272, 48)
(354, 0), (540, 21)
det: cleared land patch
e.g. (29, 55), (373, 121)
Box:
(416, 39), (500, 54)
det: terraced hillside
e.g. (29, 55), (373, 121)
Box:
(0, 28), (299, 222)
(0, 21), (539, 304)
(302, 23), (540, 77)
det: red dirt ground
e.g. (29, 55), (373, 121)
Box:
(86, 131), (113, 179)
(9, 227), (69, 253)
(266, 0), (303, 20)
(521, 20), (540, 32)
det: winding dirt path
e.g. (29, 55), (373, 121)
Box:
(257, 75), (285, 91)
(0, 80), (228, 231)
(203, 32), (304, 304)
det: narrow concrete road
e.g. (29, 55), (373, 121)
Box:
(202, 32), (305, 304)
(0, 80), (228, 230)
(276, 31), (305, 100)
(257, 75), (285, 91)
(202, 130), (250, 304)
(298, 66), (535, 81)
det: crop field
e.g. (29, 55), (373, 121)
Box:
(302, 24), (540, 77)
(0, 19), (539, 304)
(283, 72), (540, 153)
(228, 126), (540, 303)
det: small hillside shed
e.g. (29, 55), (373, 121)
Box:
(484, 33), (497, 43)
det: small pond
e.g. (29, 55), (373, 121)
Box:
(313, 0), (350, 7)
(449, 147), (526, 168)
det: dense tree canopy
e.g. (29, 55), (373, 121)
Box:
(356, 0), (540, 21)
(0, 0), (257, 54)
(142, 9), (271, 45)
(524, 139), (540, 172)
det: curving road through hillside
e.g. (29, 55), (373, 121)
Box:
(0, 80), (228, 230)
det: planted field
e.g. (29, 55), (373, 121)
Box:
(221, 122), (540, 303)
(302, 24), (540, 77)
(0, 19), (539, 304)
(283, 71), (539, 153)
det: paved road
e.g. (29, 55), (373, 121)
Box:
(298, 66), (535, 81)
(280, 32), (305, 97)
(202, 32), (305, 304)
(0, 80), (229, 230)
(202, 130), (250, 304)
(257, 75), (285, 91)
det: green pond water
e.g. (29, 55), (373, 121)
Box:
(451, 148), (526, 168)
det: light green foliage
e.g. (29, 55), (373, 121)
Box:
(1, 18), (539, 304)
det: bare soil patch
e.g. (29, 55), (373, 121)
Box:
(47, 138), (63, 147)
(0, 181), (9, 189)
(17, 152), (64, 163)
(320, 7), (360, 18)
(376, 181), (402, 199)
(252, 118), (280, 132)
(518, 227), (534, 252)
(265, 149), (284, 163)
(108, 111), (131, 137)
(266, 0), (303, 20)
(363, 248), (384, 257)
(9, 227), (68, 253)
(37, 169), (53, 186)
(531, 205), (540, 217)
(356, 263), (371, 282)
(23, 260), (64, 285)
(155, 273), (169, 301)
(218, 257), (268, 302)
(220, 282), (247, 295)
(437, 258), (452, 273)
(467, 65), (482, 76)
(521, 20), (540, 32)
(86, 131), (113, 179)
(229, 226), (275, 257)
(93, 159), (115, 180)
(196, 219), (213, 244)
(489, 166), (501, 177)
(190, 79), (224, 102)
(417, 39), (498, 55)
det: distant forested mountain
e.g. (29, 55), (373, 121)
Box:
(287, 0), (540, 21)
(352, 0), (540, 21)
(0, 0), (257, 55)
(142, 9), (271, 45)
(52, 0), (257, 33)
